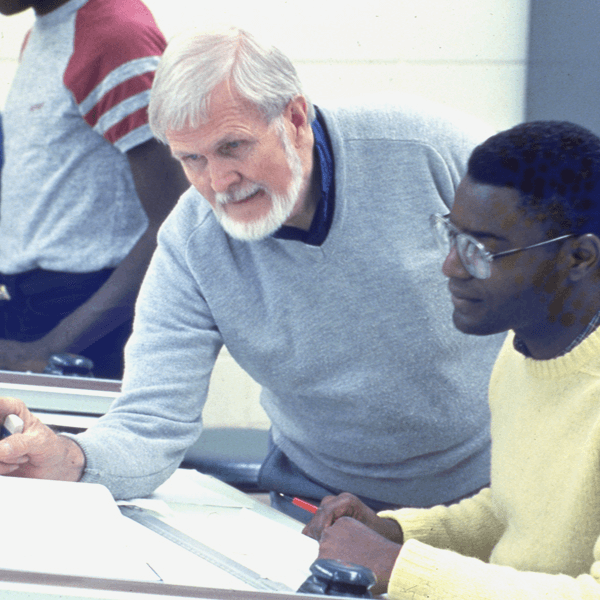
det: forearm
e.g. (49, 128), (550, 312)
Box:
(38, 139), (187, 357)
(389, 539), (600, 600)
(67, 225), (222, 499)
(41, 224), (159, 355)
(0, 141), (186, 371)
(71, 422), (186, 500)
(380, 488), (502, 561)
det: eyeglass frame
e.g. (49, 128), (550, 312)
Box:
(429, 213), (576, 280)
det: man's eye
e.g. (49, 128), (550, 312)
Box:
(182, 154), (206, 167)
(221, 141), (243, 154)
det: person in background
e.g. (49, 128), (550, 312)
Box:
(0, 0), (188, 378)
(0, 26), (503, 519)
(303, 120), (600, 598)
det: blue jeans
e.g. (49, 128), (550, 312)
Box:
(0, 268), (132, 379)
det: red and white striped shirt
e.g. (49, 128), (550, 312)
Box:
(1, 0), (166, 273)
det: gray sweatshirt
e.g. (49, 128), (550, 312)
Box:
(75, 94), (504, 505)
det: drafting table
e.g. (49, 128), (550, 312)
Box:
(0, 371), (325, 600)
(0, 369), (119, 430)
(0, 470), (321, 599)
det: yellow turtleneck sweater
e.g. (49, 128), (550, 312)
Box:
(380, 326), (600, 599)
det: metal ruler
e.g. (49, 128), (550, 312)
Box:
(120, 505), (292, 593)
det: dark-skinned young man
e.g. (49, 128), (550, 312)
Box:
(304, 121), (600, 599)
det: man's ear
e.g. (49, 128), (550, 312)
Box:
(568, 234), (600, 281)
(283, 95), (311, 145)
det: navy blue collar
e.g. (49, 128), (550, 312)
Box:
(273, 107), (335, 246)
(514, 306), (600, 358)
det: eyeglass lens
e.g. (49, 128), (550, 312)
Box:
(431, 216), (490, 279)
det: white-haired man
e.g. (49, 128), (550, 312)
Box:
(0, 27), (504, 520)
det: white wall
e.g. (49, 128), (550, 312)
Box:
(0, 0), (529, 129)
(0, 0), (530, 428)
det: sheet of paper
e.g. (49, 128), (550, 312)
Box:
(0, 471), (315, 592)
(0, 476), (158, 582)
(162, 505), (318, 590)
(118, 516), (257, 590)
(141, 468), (254, 508)
(124, 470), (318, 590)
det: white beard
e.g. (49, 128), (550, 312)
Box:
(212, 118), (305, 241)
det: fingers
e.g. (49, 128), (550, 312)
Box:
(0, 430), (32, 475)
(0, 397), (31, 460)
(0, 396), (29, 420)
(0, 448), (29, 474)
(0, 399), (49, 471)
(0, 340), (49, 372)
(302, 493), (372, 540)
(0, 397), (84, 481)
(302, 495), (339, 539)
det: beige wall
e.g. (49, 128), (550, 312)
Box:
(0, 0), (530, 428)
(0, 0), (529, 129)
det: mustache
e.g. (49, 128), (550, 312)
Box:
(215, 183), (263, 205)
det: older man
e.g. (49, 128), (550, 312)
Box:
(304, 121), (600, 598)
(0, 27), (503, 517)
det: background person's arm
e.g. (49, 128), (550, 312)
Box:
(0, 139), (188, 373)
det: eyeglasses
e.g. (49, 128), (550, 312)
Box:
(429, 213), (575, 279)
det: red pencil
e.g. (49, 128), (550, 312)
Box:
(292, 497), (319, 514)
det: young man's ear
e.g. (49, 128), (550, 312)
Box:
(568, 234), (600, 281)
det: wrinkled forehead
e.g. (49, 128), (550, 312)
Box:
(201, 81), (273, 125)
(165, 105), (275, 157)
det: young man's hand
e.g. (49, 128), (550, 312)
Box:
(316, 517), (402, 595)
(302, 492), (403, 543)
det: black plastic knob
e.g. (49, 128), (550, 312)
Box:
(297, 558), (376, 597)
(44, 353), (94, 377)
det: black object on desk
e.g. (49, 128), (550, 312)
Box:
(181, 428), (269, 492)
(44, 353), (94, 377)
(297, 558), (376, 598)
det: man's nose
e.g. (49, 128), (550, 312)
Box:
(441, 244), (471, 279)
(207, 160), (241, 194)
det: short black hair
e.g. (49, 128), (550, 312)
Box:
(468, 121), (600, 236)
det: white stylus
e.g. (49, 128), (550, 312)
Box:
(0, 414), (24, 439)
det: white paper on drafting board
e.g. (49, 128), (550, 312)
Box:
(0, 476), (158, 582)
(123, 470), (319, 590)
(143, 471), (319, 589)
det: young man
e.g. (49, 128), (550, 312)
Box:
(303, 120), (600, 597)
(0, 0), (187, 378)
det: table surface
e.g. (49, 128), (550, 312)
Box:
(0, 371), (324, 600)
